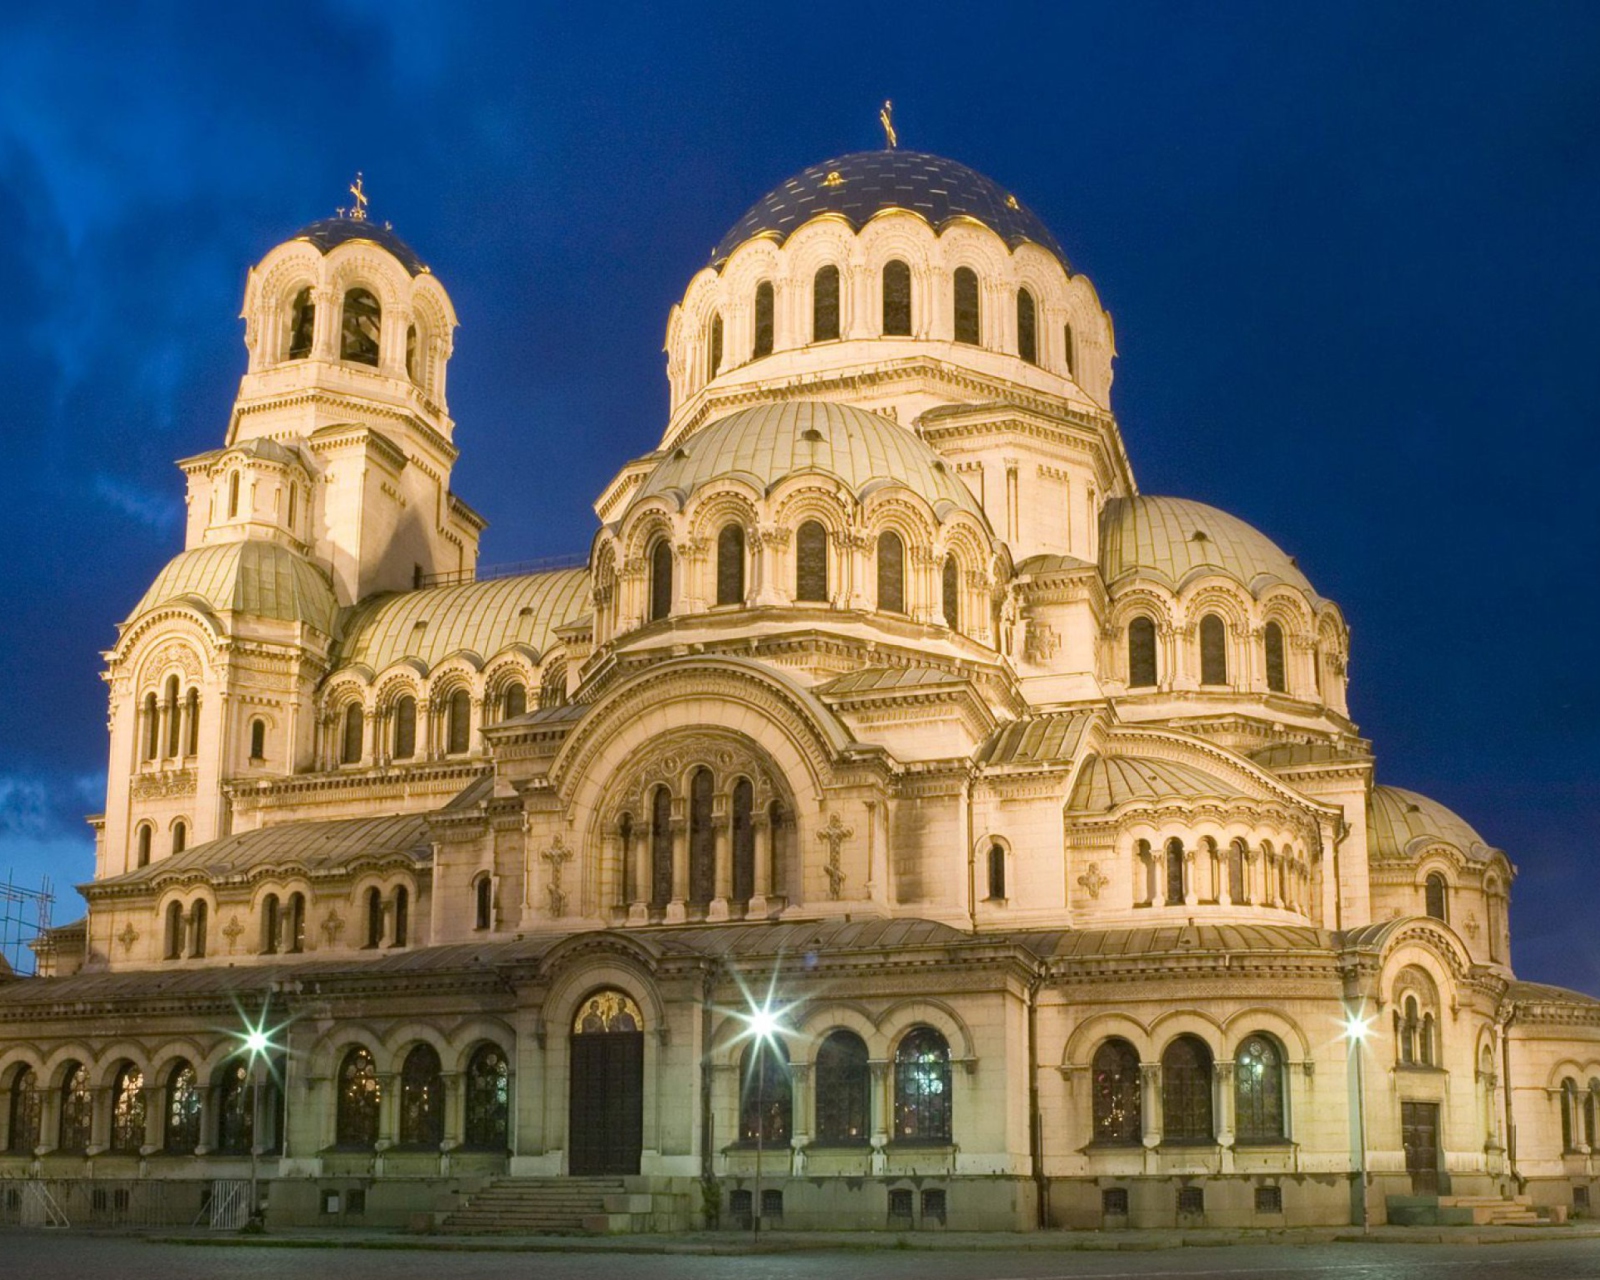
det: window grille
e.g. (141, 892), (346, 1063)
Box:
(399, 1045), (444, 1147)
(1161, 1036), (1214, 1143)
(1255, 1185), (1283, 1213)
(110, 1065), (145, 1152)
(166, 1062), (201, 1153)
(1102, 1187), (1129, 1216)
(1091, 1039), (1142, 1144)
(717, 524), (745, 605)
(341, 288), (381, 366)
(887, 1188), (914, 1226)
(336, 1048), (381, 1148)
(1177, 1186), (1205, 1216)
(1234, 1035), (1286, 1143)
(921, 1189), (947, 1225)
(815, 1030), (870, 1144)
(893, 1027), (952, 1143)
(796, 521), (828, 602)
(876, 530), (904, 613)
(739, 1039), (792, 1143)
(464, 1045), (510, 1150)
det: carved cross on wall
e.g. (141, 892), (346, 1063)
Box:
(1077, 863), (1107, 900)
(817, 813), (853, 900)
(543, 837), (573, 918)
(117, 922), (139, 953)
(222, 916), (244, 953)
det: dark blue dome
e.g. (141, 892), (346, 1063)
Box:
(293, 216), (428, 276)
(712, 150), (1065, 268)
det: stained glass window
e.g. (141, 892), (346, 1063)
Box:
(651, 785), (673, 910)
(953, 268), (980, 345)
(753, 282), (774, 357)
(8, 1067), (40, 1154)
(336, 1048), (381, 1149)
(1200, 614), (1227, 685)
(717, 524), (745, 606)
(393, 696), (417, 758)
(882, 260), (911, 336)
(942, 556), (960, 630)
(1017, 288), (1038, 364)
(464, 1044), (510, 1150)
(1161, 1036), (1213, 1143)
(1128, 617), (1157, 687)
(893, 1027), (952, 1144)
(165, 1062), (201, 1154)
(650, 539), (673, 621)
(1264, 621), (1286, 693)
(689, 767), (714, 907)
(739, 1039), (791, 1143)
(217, 1061), (253, 1154)
(447, 690), (471, 755)
(341, 288), (381, 366)
(732, 778), (755, 903)
(288, 287), (315, 359)
(1234, 1035), (1285, 1143)
(796, 521), (828, 603)
(876, 531), (904, 613)
(399, 1045), (444, 1148)
(813, 265), (840, 342)
(1091, 1039), (1141, 1145)
(815, 1030), (870, 1144)
(58, 1062), (92, 1152)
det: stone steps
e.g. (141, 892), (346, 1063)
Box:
(443, 1177), (628, 1234)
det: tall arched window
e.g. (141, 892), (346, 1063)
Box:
(393, 696), (417, 759)
(1128, 616), (1157, 687)
(464, 1044), (510, 1150)
(876, 530), (904, 613)
(336, 1048), (381, 1148)
(650, 538), (673, 621)
(249, 718), (266, 761)
(341, 702), (364, 765)
(58, 1063), (92, 1152)
(7, 1066), (40, 1154)
(882, 259), (911, 335)
(164, 900), (184, 958)
(707, 312), (723, 376)
(815, 1030), (870, 1144)
(1399, 995), (1420, 1065)
(212, 1061), (252, 1154)
(1228, 839), (1248, 904)
(1424, 872), (1448, 922)
(447, 689), (471, 755)
(285, 893), (304, 953)
(165, 1061), (201, 1154)
(474, 875), (493, 930)
(953, 267), (980, 345)
(813, 264), (840, 341)
(341, 287), (381, 366)
(189, 900), (207, 958)
(261, 894), (280, 955)
(288, 287), (315, 359)
(143, 692), (159, 760)
(1161, 1036), (1214, 1143)
(399, 1044), (444, 1148)
(1234, 1034), (1286, 1143)
(503, 681), (527, 720)
(1562, 1078), (1579, 1151)
(393, 885), (409, 947)
(539, 663), (567, 710)
(732, 778), (755, 904)
(1420, 1013), (1436, 1067)
(164, 675), (181, 757)
(986, 843), (1006, 901)
(651, 785), (673, 910)
(893, 1027), (952, 1143)
(228, 471), (240, 519)
(110, 1064), (145, 1152)
(717, 523), (745, 606)
(1062, 322), (1075, 376)
(185, 688), (199, 756)
(1199, 613), (1227, 685)
(942, 555), (960, 630)
(1092, 1039), (1142, 1144)
(1016, 288), (1038, 364)
(796, 520), (828, 602)
(1264, 621), (1287, 693)
(365, 886), (384, 948)
(753, 281), (774, 357)
(689, 767), (714, 907)
(739, 1037), (791, 1143)
(405, 323), (418, 381)
(1166, 838), (1185, 905)
(138, 824), (153, 869)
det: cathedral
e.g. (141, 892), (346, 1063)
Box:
(2, 138), (1598, 1234)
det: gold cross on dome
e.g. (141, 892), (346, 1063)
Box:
(879, 100), (897, 149)
(348, 172), (369, 222)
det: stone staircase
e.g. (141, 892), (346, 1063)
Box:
(441, 1176), (690, 1234)
(1387, 1192), (1565, 1227)
(1438, 1194), (1553, 1226)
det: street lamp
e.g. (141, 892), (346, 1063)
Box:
(739, 998), (783, 1240)
(1342, 1009), (1373, 1233)
(232, 1001), (282, 1229)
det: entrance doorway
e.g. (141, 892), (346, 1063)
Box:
(1401, 1100), (1441, 1195)
(568, 990), (645, 1176)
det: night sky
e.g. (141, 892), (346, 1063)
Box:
(2, 5), (1597, 988)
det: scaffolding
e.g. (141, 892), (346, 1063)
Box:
(0, 872), (53, 977)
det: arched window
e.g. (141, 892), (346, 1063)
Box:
(164, 1061), (201, 1154)
(285, 893), (304, 953)
(1161, 1036), (1214, 1143)
(650, 538), (673, 621)
(796, 520), (828, 603)
(986, 843), (1006, 901)
(502, 682), (527, 721)
(464, 1044), (511, 1150)
(953, 267), (980, 345)
(1016, 288), (1038, 364)
(1166, 838), (1185, 905)
(893, 1027), (952, 1143)
(739, 1037), (791, 1143)
(189, 900), (207, 958)
(942, 555), (960, 630)
(110, 1064), (145, 1152)
(1562, 1078), (1579, 1151)
(143, 691), (159, 760)
(1399, 995), (1420, 1065)
(341, 287), (381, 366)
(1420, 1013), (1436, 1067)
(1128, 616), (1157, 688)
(1228, 839), (1248, 904)
(1092, 1039), (1142, 1144)
(164, 900), (184, 959)
(474, 875), (493, 930)
(1199, 613), (1227, 685)
(405, 323), (418, 381)
(216, 1061), (252, 1154)
(7, 1066), (40, 1154)
(876, 530), (904, 613)
(732, 778), (755, 904)
(1234, 1034), (1286, 1143)
(164, 675), (181, 757)
(399, 1044), (444, 1148)
(341, 702), (364, 765)
(1424, 872), (1448, 922)
(58, 1062), (92, 1152)
(336, 1047), (381, 1148)
(249, 718), (266, 761)
(753, 281), (774, 357)
(1062, 322), (1075, 376)
(651, 785), (673, 910)
(393, 696), (417, 759)
(1264, 621), (1287, 693)
(539, 663), (567, 710)
(365, 886), (383, 948)
(288, 287), (315, 359)
(287, 483), (297, 531)
(689, 767), (715, 907)
(882, 259), (912, 335)
(138, 824), (153, 869)
(393, 885), (409, 947)
(1587, 1080), (1600, 1149)
(815, 1030), (870, 1144)
(228, 471), (240, 519)
(185, 688), (199, 756)
(813, 264), (840, 342)
(707, 312), (723, 377)
(717, 523), (745, 606)
(446, 689), (471, 755)
(261, 893), (280, 955)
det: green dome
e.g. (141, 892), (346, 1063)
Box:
(131, 540), (339, 634)
(1099, 496), (1317, 599)
(1370, 785), (1501, 863)
(636, 402), (985, 523)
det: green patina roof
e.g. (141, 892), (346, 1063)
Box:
(819, 665), (963, 696)
(1369, 784), (1499, 863)
(1100, 496), (1317, 598)
(1068, 752), (1251, 813)
(979, 712), (1095, 767)
(635, 402), (986, 523)
(130, 540), (339, 633)
(335, 568), (590, 673)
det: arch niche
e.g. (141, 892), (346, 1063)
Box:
(568, 988), (645, 1176)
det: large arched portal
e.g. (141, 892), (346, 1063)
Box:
(568, 989), (645, 1175)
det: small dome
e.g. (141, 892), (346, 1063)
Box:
(633, 402), (986, 523)
(1370, 785), (1502, 863)
(1100, 496), (1318, 599)
(712, 150), (1064, 268)
(293, 215), (427, 276)
(131, 541), (338, 634)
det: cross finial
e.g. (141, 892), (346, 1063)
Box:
(348, 171), (369, 222)
(879, 100), (897, 149)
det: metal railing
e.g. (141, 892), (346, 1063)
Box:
(418, 553), (588, 589)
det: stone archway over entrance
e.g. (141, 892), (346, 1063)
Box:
(568, 989), (645, 1175)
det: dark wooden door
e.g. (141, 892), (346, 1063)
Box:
(568, 1031), (644, 1175)
(1401, 1101), (1440, 1195)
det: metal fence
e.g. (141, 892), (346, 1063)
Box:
(0, 1177), (248, 1229)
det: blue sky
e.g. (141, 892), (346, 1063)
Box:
(2, 3), (1598, 986)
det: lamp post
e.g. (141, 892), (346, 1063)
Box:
(238, 1013), (275, 1228)
(744, 1004), (780, 1241)
(1342, 1010), (1372, 1233)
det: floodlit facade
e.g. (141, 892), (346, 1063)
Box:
(2, 147), (1598, 1233)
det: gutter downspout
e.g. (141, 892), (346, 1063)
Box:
(1502, 1006), (1520, 1191)
(965, 771), (977, 933)
(1027, 969), (1047, 1228)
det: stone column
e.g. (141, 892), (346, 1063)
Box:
(1215, 1061), (1236, 1149)
(789, 1062), (812, 1174)
(311, 286), (338, 359)
(628, 826), (650, 925)
(869, 1059), (890, 1175)
(158, 698), (174, 761)
(375, 1073), (398, 1152)
(1141, 1062), (1163, 1148)
(666, 816), (689, 924)
(1184, 846), (1199, 907)
(441, 1072), (465, 1152)
(749, 813), (772, 916)
(709, 795), (732, 921)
